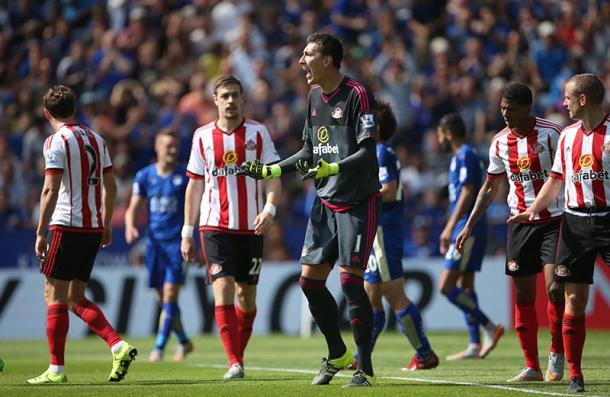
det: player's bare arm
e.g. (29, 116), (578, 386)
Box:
(440, 183), (476, 255)
(379, 180), (397, 202)
(181, 178), (203, 261)
(253, 178), (281, 236)
(124, 194), (146, 244)
(35, 173), (62, 261)
(456, 177), (501, 254)
(101, 170), (117, 247)
(508, 177), (564, 223)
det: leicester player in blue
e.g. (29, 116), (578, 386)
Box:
(125, 129), (193, 362)
(436, 114), (504, 361)
(356, 102), (438, 371)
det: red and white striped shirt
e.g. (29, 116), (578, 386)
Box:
(43, 123), (112, 230)
(550, 114), (610, 215)
(487, 117), (564, 221)
(186, 118), (280, 233)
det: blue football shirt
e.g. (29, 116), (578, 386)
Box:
(132, 164), (188, 240)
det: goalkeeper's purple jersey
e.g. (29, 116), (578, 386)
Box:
(303, 76), (381, 206)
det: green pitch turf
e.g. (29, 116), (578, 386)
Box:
(1, 330), (609, 396)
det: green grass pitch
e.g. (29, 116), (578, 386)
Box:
(1, 330), (609, 396)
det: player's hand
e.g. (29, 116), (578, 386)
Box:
(253, 210), (274, 235)
(455, 226), (472, 256)
(439, 225), (453, 255)
(125, 226), (139, 244)
(507, 208), (536, 224)
(101, 227), (112, 247)
(301, 159), (339, 180)
(181, 237), (196, 262)
(238, 160), (281, 180)
(35, 235), (48, 262)
(295, 159), (310, 176)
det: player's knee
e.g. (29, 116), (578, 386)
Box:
(546, 283), (565, 304)
(565, 292), (586, 314)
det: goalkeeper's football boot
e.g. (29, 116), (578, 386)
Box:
(312, 349), (353, 385)
(342, 370), (374, 388)
(27, 368), (67, 384)
(108, 343), (138, 382)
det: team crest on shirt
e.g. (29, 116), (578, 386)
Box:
(554, 264), (570, 278)
(578, 154), (593, 169)
(360, 113), (375, 130)
(507, 260), (519, 272)
(209, 263), (223, 275)
(245, 139), (257, 150)
(172, 175), (183, 186)
(332, 106), (343, 119)
(517, 156), (531, 171)
(223, 151), (238, 164)
(603, 143), (610, 154)
(532, 143), (544, 153)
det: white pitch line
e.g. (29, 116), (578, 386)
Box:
(190, 364), (606, 397)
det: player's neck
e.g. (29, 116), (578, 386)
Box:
(156, 161), (175, 176)
(216, 117), (243, 133)
(451, 140), (465, 154)
(512, 116), (536, 136)
(318, 70), (343, 94)
(50, 117), (75, 132)
(580, 108), (606, 132)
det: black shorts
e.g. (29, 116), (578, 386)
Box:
(555, 212), (610, 284)
(506, 219), (560, 277)
(40, 229), (102, 282)
(200, 230), (263, 285)
(300, 194), (381, 269)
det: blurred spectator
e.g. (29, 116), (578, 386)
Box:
(1, 0), (609, 263)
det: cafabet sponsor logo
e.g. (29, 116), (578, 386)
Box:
(313, 126), (339, 155)
(572, 154), (609, 183)
(212, 151), (240, 176)
(511, 157), (548, 182)
(510, 169), (549, 183)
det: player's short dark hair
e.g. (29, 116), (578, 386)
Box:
(502, 83), (533, 107)
(43, 85), (76, 119)
(156, 128), (178, 141)
(438, 113), (467, 139)
(307, 32), (343, 69)
(568, 74), (606, 104)
(213, 74), (243, 94)
(377, 102), (397, 142)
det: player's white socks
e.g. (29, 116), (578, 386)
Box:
(111, 341), (124, 354)
(49, 364), (64, 374)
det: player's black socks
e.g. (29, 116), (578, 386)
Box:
(340, 272), (374, 376)
(299, 276), (346, 359)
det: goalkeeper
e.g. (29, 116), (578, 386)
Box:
(240, 32), (381, 388)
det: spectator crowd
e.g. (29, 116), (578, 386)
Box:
(0, 0), (609, 260)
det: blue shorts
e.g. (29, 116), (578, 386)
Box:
(365, 224), (404, 284)
(145, 237), (186, 288)
(443, 224), (487, 273)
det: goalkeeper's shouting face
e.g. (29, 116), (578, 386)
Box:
(213, 82), (244, 122)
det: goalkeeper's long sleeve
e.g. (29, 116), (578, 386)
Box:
(276, 142), (313, 174)
(336, 138), (376, 173)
